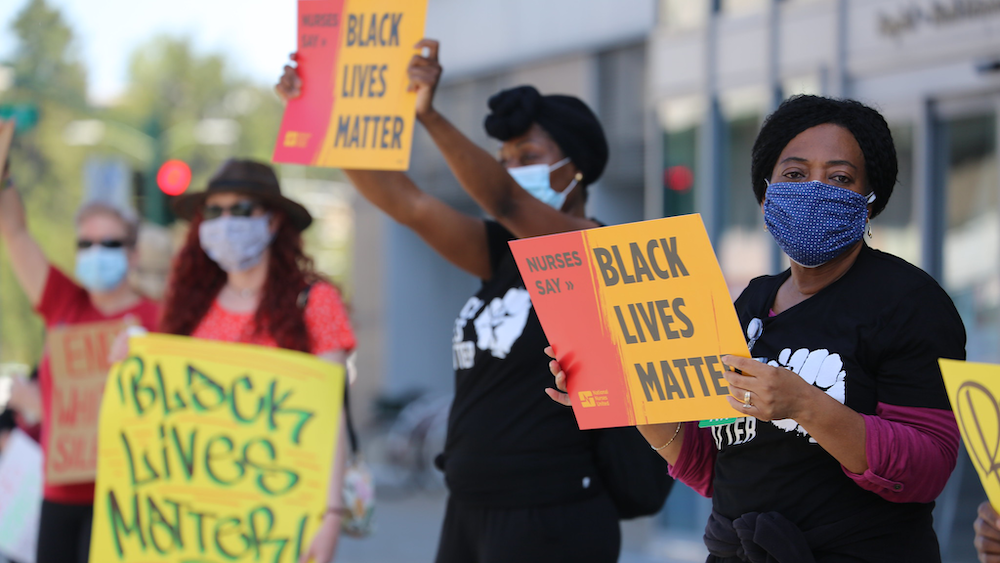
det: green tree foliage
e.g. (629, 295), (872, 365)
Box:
(9, 0), (86, 110)
(0, 2), (305, 363)
(105, 35), (287, 194)
(1, 0), (89, 364)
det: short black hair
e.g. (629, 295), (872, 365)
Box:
(751, 95), (897, 219)
(484, 85), (609, 187)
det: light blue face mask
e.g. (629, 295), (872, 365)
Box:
(75, 246), (129, 292)
(508, 157), (580, 210)
(763, 180), (876, 268)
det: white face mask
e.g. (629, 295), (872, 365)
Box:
(508, 157), (580, 210)
(198, 215), (274, 272)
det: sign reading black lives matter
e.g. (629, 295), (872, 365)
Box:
(89, 334), (344, 563)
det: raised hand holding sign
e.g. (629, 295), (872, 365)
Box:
(274, 0), (428, 171)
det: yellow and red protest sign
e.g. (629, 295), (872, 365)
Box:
(509, 214), (749, 429)
(46, 318), (130, 485)
(89, 334), (344, 563)
(940, 359), (1000, 511)
(273, 0), (428, 171)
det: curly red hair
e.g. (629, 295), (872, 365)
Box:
(159, 209), (322, 353)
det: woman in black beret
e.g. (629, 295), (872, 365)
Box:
(278, 39), (625, 562)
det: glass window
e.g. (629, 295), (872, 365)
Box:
(868, 123), (919, 265)
(659, 0), (709, 29)
(717, 113), (772, 297)
(716, 86), (772, 296)
(660, 97), (702, 219)
(721, 0), (768, 16)
(663, 126), (698, 217)
(781, 75), (822, 98)
(942, 112), (999, 364)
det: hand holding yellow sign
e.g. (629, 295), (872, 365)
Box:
(274, 0), (429, 170)
(941, 359), (1000, 511)
(90, 334), (344, 563)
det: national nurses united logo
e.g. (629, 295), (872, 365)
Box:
(577, 390), (610, 408)
(453, 288), (532, 369)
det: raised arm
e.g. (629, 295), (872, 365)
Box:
(275, 64), (491, 280)
(408, 40), (597, 238)
(343, 170), (491, 279)
(0, 161), (51, 306)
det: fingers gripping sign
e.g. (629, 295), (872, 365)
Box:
(975, 501), (1000, 562)
(544, 346), (572, 407)
(720, 355), (818, 422)
(275, 56), (303, 102)
(408, 38), (441, 118)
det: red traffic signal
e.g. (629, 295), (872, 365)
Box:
(156, 160), (191, 196)
(664, 165), (693, 193)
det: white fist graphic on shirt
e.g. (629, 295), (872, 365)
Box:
(472, 288), (532, 359)
(766, 348), (847, 441)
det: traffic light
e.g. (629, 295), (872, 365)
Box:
(156, 160), (191, 196)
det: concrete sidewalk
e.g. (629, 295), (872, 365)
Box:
(336, 490), (707, 563)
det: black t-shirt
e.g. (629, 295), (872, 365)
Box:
(443, 221), (599, 507)
(712, 245), (966, 561)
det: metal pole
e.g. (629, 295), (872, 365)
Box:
(697, 0), (724, 245)
(916, 99), (944, 281)
(767, 0), (785, 274)
(143, 115), (169, 226)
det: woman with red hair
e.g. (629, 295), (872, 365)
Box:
(162, 158), (356, 563)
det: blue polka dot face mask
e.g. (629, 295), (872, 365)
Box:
(763, 180), (875, 268)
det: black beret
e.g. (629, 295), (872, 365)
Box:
(484, 85), (609, 185)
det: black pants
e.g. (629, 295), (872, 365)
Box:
(435, 493), (621, 563)
(37, 500), (92, 563)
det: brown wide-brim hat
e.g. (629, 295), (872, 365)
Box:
(172, 158), (312, 231)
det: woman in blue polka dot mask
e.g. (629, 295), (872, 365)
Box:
(546, 95), (967, 562)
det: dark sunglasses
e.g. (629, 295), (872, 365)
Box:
(77, 239), (126, 249)
(203, 200), (261, 220)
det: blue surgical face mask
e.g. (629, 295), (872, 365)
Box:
(199, 215), (274, 272)
(508, 157), (579, 210)
(763, 180), (875, 268)
(75, 246), (129, 292)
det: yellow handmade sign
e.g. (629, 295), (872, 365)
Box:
(509, 214), (750, 429)
(47, 318), (130, 485)
(89, 334), (344, 563)
(940, 359), (1000, 511)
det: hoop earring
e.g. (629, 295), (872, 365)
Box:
(866, 223), (872, 239)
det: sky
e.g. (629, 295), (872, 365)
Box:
(0, 0), (298, 103)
